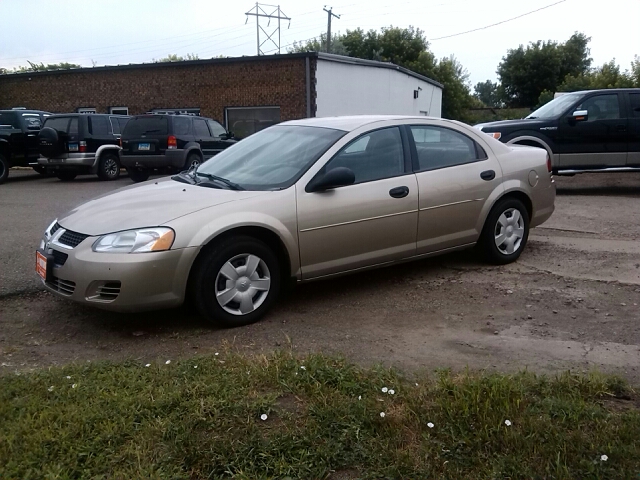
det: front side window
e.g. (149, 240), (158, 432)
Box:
(410, 126), (480, 171)
(526, 92), (585, 119)
(630, 93), (640, 118)
(322, 127), (405, 184)
(577, 94), (620, 121)
(208, 120), (226, 137)
(193, 118), (211, 137)
(196, 125), (345, 190)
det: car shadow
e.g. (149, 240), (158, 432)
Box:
(557, 185), (640, 197)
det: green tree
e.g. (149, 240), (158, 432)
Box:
(289, 33), (347, 55)
(474, 80), (501, 107)
(2, 61), (83, 73)
(154, 53), (199, 62)
(497, 33), (592, 107)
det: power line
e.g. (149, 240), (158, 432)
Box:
(430, 0), (568, 41)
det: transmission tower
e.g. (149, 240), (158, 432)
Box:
(245, 3), (291, 55)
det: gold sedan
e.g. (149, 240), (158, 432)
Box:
(37, 116), (555, 327)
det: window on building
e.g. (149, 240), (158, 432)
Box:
(77, 107), (96, 114)
(89, 116), (110, 135)
(109, 106), (129, 115)
(225, 106), (280, 139)
(193, 118), (211, 138)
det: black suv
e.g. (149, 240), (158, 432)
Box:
(38, 113), (130, 181)
(119, 114), (236, 182)
(0, 109), (51, 184)
(476, 88), (640, 175)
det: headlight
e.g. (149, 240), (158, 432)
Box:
(45, 218), (57, 237)
(92, 227), (175, 253)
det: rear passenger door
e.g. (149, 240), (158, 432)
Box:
(627, 92), (640, 166)
(192, 118), (215, 158)
(409, 125), (502, 254)
(207, 119), (230, 155)
(87, 116), (115, 153)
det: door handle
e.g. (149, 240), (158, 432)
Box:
(616, 125), (627, 132)
(389, 186), (409, 198)
(480, 170), (495, 181)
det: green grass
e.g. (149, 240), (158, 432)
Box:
(1, 351), (639, 479)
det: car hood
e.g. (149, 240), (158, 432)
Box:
(476, 118), (545, 130)
(58, 177), (268, 236)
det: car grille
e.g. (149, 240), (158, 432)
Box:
(46, 276), (76, 296)
(49, 222), (62, 236)
(58, 230), (90, 248)
(51, 249), (68, 267)
(96, 282), (121, 301)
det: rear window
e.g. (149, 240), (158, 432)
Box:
(21, 113), (42, 130)
(123, 116), (168, 136)
(44, 117), (79, 134)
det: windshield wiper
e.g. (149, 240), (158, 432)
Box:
(142, 129), (163, 134)
(195, 171), (244, 190)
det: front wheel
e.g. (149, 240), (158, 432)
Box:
(191, 236), (281, 328)
(56, 171), (77, 181)
(479, 197), (529, 265)
(97, 152), (121, 181)
(128, 168), (150, 183)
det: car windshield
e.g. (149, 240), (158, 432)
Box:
(194, 125), (346, 190)
(526, 92), (584, 119)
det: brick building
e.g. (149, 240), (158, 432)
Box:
(0, 52), (442, 138)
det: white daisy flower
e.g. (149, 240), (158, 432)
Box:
(193, 365), (198, 369)
(47, 386), (54, 392)
(600, 454), (608, 462)
(358, 395), (362, 400)
(165, 360), (171, 365)
(504, 420), (512, 427)
(145, 363), (151, 367)
(65, 376), (71, 380)
(388, 389), (395, 395)
(72, 384), (77, 389)
(215, 352), (219, 356)
(260, 414), (268, 421)
(300, 365), (306, 370)
(381, 387), (388, 393)
(427, 422), (434, 428)
(379, 412), (386, 418)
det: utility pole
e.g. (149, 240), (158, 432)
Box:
(323, 6), (340, 54)
(245, 3), (291, 55)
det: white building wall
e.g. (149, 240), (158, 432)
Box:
(315, 59), (442, 118)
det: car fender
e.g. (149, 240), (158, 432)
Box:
(477, 178), (533, 233)
(184, 144), (203, 160)
(503, 133), (556, 166)
(93, 144), (122, 167)
(475, 182), (507, 235)
(0, 138), (12, 159)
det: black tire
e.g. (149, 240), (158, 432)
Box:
(0, 153), (9, 185)
(128, 168), (150, 183)
(56, 171), (77, 181)
(479, 197), (530, 265)
(184, 152), (202, 171)
(191, 235), (281, 328)
(97, 152), (121, 181)
(38, 127), (65, 158)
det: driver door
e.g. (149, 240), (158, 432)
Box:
(296, 127), (418, 279)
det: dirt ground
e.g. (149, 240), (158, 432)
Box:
(1, 170), (639, 381)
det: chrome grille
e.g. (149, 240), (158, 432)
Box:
(96, 282), (121, 301)
(51, 249), (68, 267)
(58, 230), (90, 248)
(46, 276), (76, 296)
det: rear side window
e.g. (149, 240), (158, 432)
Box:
(117, 117), (130, 131)
(410, 126), (481, 171)
(123, 116), (168, 136)
(172, 116), (191, 135)
(89, 116), (110, 135)
(44, 117), (78, 134)
(630, 93), (640, 118)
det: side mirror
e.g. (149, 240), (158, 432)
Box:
(570, 110), (588, 123)
(306, 167), (355, 192)
(224, 131), (235, 139)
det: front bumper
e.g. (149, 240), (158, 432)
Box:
(39, 235), (200, 312)
(120, 150), (186, 169)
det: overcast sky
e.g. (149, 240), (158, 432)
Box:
(1, 0), (638, 88)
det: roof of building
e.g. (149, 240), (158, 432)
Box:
(0, 52), (443, 89)
(282, 115), (445, 131)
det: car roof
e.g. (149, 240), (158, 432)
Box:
(0, 109), (49, 114)
(282, 115), (444, 132)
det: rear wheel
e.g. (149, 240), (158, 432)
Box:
(191, 236), (281, 328)
(56, 171), (77, 181)
(0, 153), (9, 185)
(128, 168), (150, 183)
(97, 152), (121, 181)
(184, 152), (202, 171)
(479, 197), (529, 265)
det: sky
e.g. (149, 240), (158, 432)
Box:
(1, 0), (638, 89)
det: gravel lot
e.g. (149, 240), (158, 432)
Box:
(1, 169), (639, 380)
